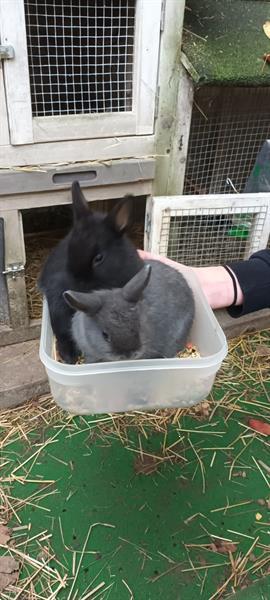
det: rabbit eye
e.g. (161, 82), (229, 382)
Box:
(102, 331), (110, 342)
(93, 253), (104, 266)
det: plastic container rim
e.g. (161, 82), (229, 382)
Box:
(40, 292), (228, 377)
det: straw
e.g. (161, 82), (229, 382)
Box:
(0, 327), (269, 597)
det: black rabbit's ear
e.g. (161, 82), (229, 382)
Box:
(63, 290), (102, 315)
(122, 264), (151, 303)
(106, 196), (132, 234)
(71, 181), (91, 220)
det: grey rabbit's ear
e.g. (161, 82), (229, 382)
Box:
(106, 196), (132, 234)
(63, 290), (102, 315)
(122, 264), (151, 303)
(71, 181), (91, 220)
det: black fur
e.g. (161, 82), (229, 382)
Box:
(38, 181), (143, 363)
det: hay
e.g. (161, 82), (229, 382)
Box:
(1, 330), (269, 450)
(25, 231), (66, 320)
(1, 330), (269, 464)
(0, 329), (270, 598)
(1, 330), (269, 447)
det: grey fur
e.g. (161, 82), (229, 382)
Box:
(64, 260), (195, 363)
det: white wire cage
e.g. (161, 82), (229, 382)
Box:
(0, 0), (162, 145)
(183, 87), (270, 196)
(24, 0), (136, 117)
(145, 195), (270, 268)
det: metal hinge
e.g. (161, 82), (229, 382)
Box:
(2, 264), (25, 279)
(154, 86), (160, 119)
(0, 45), (14, 60)
(160, 0), (166, 31)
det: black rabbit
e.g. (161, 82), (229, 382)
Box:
(38, 181), (143, 363)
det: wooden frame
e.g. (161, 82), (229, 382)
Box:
(145, 193), (270, 260)
(167, 65), (194, 194)
(0, 209), (28, 328)
(0, 158), (155, 196)
(0, 218), (9, 323)
(0, 0), (162, 146)
(153, 0), (187, 196)
(0, 66), (9, 146)
(0, 0), (33, 145)
(0, 181), (152, 213)
(0, 134), (154, 168)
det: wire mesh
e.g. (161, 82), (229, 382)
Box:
(24, 0), (136, 117)
(158, 205), (268, 267)
(184, 87), (270, 195)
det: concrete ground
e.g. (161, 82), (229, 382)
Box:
(0, 308), (270, 410)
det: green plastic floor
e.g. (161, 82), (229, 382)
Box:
(1, 332), (270, 599)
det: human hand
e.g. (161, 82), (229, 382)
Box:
(137, 250), (243, 309)
(137, 249), (189, 272)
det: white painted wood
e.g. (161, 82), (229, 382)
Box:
(248, 209), (270, 256)
(1, 0), (161, 145)
(33, 113), (137, 143)
(0, 181), (153, 211)
(135, 0), (162, 134)
(0, 209), (28, 327)
(144, 195), (163, 254)
(0, 0), (33, 145)
(150, 194), (270, 212)
(0, 209), (25, 266)
(144, 195), (153, 250)
(0, 65), (9, 145)
(33, 0), (162, 142)
(148, 194), (270, 258)
(0, 158), (155, 195)
(168, 65), (194, 194)
(153, 0), (186, 195)
(0, 135), (155, 167)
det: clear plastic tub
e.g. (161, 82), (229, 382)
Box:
(39, 270), (228, 415)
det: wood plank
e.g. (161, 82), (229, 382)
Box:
(0, 158), (155, 196)
(0, 181), (152, 211)
(0, 339), (48, 409)
(0, 0), (33, 145)
(151, 193), (270, 211)
(0, 66), (9, 145)
(0, 319), (41, 347)
(168, 65), (194, 194)
(144, 195), (163, 254)
(0, 209), (29, 328)
(153, 0), (186, 194)
(0, 217), (9, 323)
(0, 134), (154, 167)
(135, 0), (162, 135)
(33, 112), (137, 143)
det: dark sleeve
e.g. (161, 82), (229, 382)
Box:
(226, 249), (270, 318)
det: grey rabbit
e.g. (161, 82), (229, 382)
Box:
(63, 260), (195, 363)
(38, 181), (143, 363)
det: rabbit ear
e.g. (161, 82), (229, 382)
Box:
(122, 264), (151, 303)
(71, 181), (91, 220)
(63, 290), (102, 315)
(106, 196), (132, 234)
